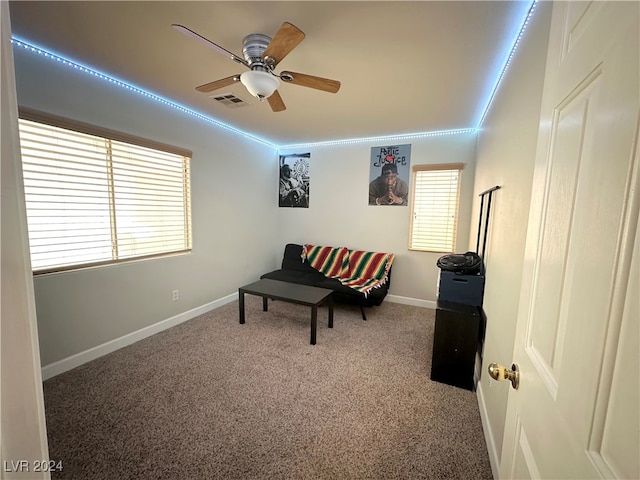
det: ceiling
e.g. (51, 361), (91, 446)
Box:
(8, 1), (534, 147)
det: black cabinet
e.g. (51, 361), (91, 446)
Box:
(430, 300), (480, 391)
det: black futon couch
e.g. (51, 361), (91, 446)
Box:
(260, 243), (393, 320)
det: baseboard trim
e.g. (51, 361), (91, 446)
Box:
(386, 294), (436, 309)
(477, 381), (500, 479)
(41, 292), (431, 380)
(41, 292), (238, 380)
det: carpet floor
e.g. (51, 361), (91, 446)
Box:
(43, 297), (493, 479)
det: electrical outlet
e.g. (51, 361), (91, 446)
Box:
(172, 289), (179, 301)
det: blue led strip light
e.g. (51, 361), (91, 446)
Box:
(279, 128), (477, 150)
(13, 0), (535, 151)
(476, 0), (538, 128)
(10, 37), (278, 148)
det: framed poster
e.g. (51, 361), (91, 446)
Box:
(279, 153), (310, 208)
(368, 144), (411, 206)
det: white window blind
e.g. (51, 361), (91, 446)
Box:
(409, 163), (463, 253)
(18, 112), (192, 274)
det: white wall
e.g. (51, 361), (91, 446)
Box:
(1, 3), (49, 476)
(276, 133), (478, 305)
(12, 45), (279, 368)
(471, 1), (553, 472)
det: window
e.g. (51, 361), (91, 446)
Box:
(409, 163), (464, 253)
(18, 109), (192, 274)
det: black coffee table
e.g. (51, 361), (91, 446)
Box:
(238, 279), (334, 345)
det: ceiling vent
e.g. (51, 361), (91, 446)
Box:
(211, 93), (249, 108)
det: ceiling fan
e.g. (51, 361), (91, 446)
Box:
(172, 22), (341, 112)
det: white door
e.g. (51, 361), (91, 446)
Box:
(498, 2), (639, 479)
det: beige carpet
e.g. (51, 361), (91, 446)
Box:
(43, 297), (493, 479)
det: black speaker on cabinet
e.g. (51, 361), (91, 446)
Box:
(438, 270), (485, 306)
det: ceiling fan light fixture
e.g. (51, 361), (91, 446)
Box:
(240, 70), (280, 100)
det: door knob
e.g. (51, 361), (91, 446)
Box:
(488, 362), (520, 390)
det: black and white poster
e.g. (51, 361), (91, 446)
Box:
(279, 153), (310, 208)
(368, 144), (411, 206)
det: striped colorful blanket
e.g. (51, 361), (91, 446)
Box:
(303, 244), (394, 297)
(340, 249), (395, 296)
(301, 245), (348, 278)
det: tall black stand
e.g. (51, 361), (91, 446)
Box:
(476, 185), (502, 269)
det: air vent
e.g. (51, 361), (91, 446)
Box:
(211, 93), (248, 108)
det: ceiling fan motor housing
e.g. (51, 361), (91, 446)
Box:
(242, 34), (272, 70)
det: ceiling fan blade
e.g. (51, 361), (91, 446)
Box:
(172, 24), (248, 67)
(267, 90), (286, 112)
(280, 71), (341, 93)
(262, 22), (305, 66)
(195, 75), (240, 93)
